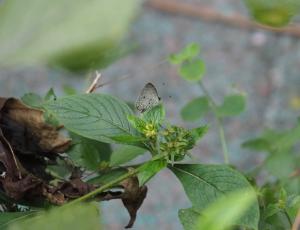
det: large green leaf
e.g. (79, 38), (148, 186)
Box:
(8, 203), (101, 230)
(0, 212), (36, 230)
(170, 164), (259, 229)
(44, 94), (137, 143)
(0, 0), (141, 71)
(179, 59), (205, 83)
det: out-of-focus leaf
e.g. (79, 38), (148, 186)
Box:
(0, 212), (36, 230)
(110, 145), (146, 167)
(195, 189), (257, 230)
(168, 43), (200, 65)
(181, 97), (210, 121)
(0, 0), (142, 72)
(179, 59), (205, 82)
(8, 203), (101, 230)
(216, 94), (246, 117)
(244, 0), (300, 27)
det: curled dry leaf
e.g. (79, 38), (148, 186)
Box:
(0, 97), (85, 205)
(121, 175), (148, 228)
(1, 97), (71, 153)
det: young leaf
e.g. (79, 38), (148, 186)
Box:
(181, 97), (210, 121)
(170, 164), (259, 230)
(110, 145), (147, 167)
(190, 125), (209, 142)
(178, 208), (200, 230)
(44, 88), (56, 101)
(142, 104), (165, 125)
(216, 94), (246, 117)
(138, 159), (167, 185)
(43, 94), (137, 143)
(195, 189), (257, 230)
(8, 203), (101, 230)
(127, 115), (147, 132)
(168, 43), (200, 65)
(179, 59), (205, 82)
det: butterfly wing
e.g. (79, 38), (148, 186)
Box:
(135, 83), (160, 113)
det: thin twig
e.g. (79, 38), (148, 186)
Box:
(85, 71), (102, 94)
(199, 82), (229, 164)
(147, 0), (300, 38)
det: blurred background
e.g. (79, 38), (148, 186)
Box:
(0, 0), (300, 229)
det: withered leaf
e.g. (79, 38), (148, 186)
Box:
(121, 176), (148, 229)
(0, 97), (71, 153)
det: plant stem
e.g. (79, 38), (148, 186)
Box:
(199, 82), (229, 164)
(65, 169), (138, 206)
(66, 155), (165, 206)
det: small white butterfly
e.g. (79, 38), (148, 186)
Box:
(135, 83), (161, 113)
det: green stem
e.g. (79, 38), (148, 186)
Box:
(199, 82), (229, 164)
(65, 155), (165, 206)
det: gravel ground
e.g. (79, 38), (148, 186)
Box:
(1, 1), (300, 229)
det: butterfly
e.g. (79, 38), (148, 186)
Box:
(135, 83), (161, 113)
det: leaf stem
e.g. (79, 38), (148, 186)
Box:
(198, 82), (229, 164)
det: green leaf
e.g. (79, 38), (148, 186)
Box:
(190, 125), (209, 142)
(110, 145), (146, 167)
(43, 94), (137, 143)
(216, 94), (246, 117)
(170, 164), (259, 230)
(242, 138), (271, 152)
(8, 203), (101, 230)
(178, 208), (200, 230)
(195, 189), (257, 230)
(179, 59), (205, 82)
(68, 133), (112, 170)
(44, 88), (56, 101)
(181, 97), (210, 121)
(0, 212), (36, 230)
(142, 104), (165, 125)
(21, 93), (43, 109)
(168, 43), (200, 65)
(110, 135), (146, 146)
(244, 0), (300, 27)
(0, 0), (142, 72)
(88, 168), (128, 185)
(138, 159), (167, 185)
